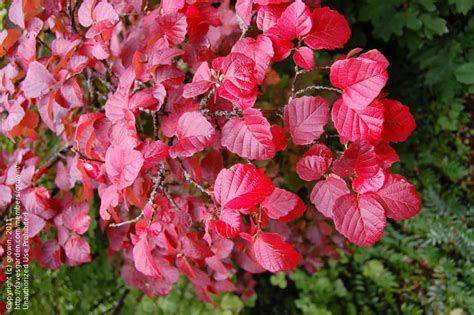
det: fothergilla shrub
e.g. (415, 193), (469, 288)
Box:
(0, 0), (421, 303)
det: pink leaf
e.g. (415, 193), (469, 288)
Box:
(133, 237), (161, 278)
(64, 236), (92, 266)
(333, 194), (386, 246)
(330, 51), (388, 111)
(217, 53), (258, 110)
(169, 111), (216, 158)
(304, 7), (351, 50)
(293, 46), (314, 70)
(310, 174), (350, 218)
(253, 231), (301, 272)
(283, 96), (329, 145)
(276, 0), (312, 41)
(332, 140), (380, 178)
(22, 61), (55, 98)
(62, 202), (91, 235)
(331, 99), (385, 142)
(374, 173), (421, 220)
(210, 208), (242, 238)
(39, 240), (61, 270)
(296, 144), (332, 181)
(221, 109), (276, 160)
(183, 62), (212, 98)
(182, 236), (214, 260)
(156, 13), (187, 45)
(0, 185), (12, 208)
(256, 4), (287, 33)
(262, 188), (305, 221)
(231, 35), (274, 84)
(105, 147), (144, 189)
(214, 163), (273, 210)
(236, 0), (253, 25)
(353, 168), (387, 194)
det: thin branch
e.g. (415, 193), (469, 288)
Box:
(112, 289), (130, 315)
(67, 0), (78, 33)
(108, 213), (143, 228)
(152, 111), (159, 140)
(37, 37), (51, 52)
(109, 166), (164, 228)
(176, 158), (213, 196)
(34, 144), (72, 179)
(295, 85), (343, 96)
(290, 65), (300, 100)
(236, 14), (249, 40)
(199, 88), (215, 107)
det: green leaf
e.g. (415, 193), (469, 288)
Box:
(449, 0), (474, 14)
(454, 62), (474, 84)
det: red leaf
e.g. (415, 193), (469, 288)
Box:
(381, 99), (416, 143)
(64, 236), (92, 266)
(296, 144), (332, 181)
(253, 231), (301, 272)
(156, 13), (187, 45)
(304, 7), (351, 50)
(310, 174), (350, 218)
(283, 96), (329, 145)
(39, 240), (61, 270)
(256, 4), (287, 33)
(374, 173), (421, 220)
(333, 194), (386, 246)
(331, 99), (385, 143)
(265, 34), (293, 62)
(183, 62), (212, 98)
(270, 125), (287, 151)
(293, 46), (314, 70)
(217, 53), (258, 110)
(210, 208), (242, 238)
(169, 111), (215, 158)
(133, 237), (161, 278)
(214, 163), (273, 210)
(99, 184), (119, 220)
(330, 50), (388, 111)
(236, 0), (253, 25)
(231, 35), (274, 84)
(262, 188), (305, 221)
(221, 109), (276, 160)
(138, 140), (169, 169)
(0, 185), (12, 208)
(22, 61), (55, 98)
(353, 168), (386, 194)
(183, 236), (214, 260)
(374, 141), (399, 169)
(333, 140), (380, 178)
(105, 147), (144, 189)
(276, 0), (312, 41)
(62, 202), (90, 235)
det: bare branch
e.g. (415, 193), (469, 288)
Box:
(295, 85), (343, 96)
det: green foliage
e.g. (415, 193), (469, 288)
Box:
(271, 190), (473, 315)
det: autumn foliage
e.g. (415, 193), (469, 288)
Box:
(0, 0), (421, 303)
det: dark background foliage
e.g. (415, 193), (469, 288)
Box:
(3, 0), (472, 314)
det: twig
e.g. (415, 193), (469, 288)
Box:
(37, 37), (51, 52)
(109, 166), (164, 228)
(199, 88), (215, 107)
(176, 158), (213, 196)
(67, 0), (78, 33)
(152, 111), (159, 140)
(34, 144), (72, 179)
(295, 85), (343, 96)
(236, 14), (249, 40)
(112, 289), (130, 315)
